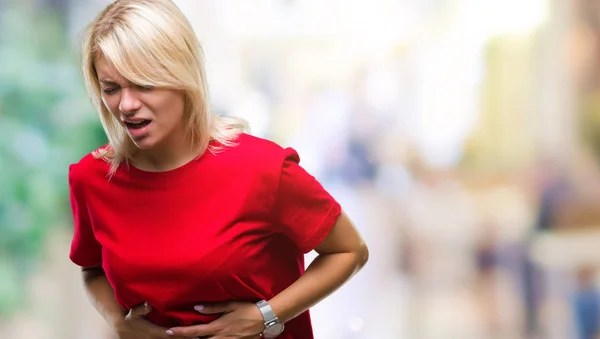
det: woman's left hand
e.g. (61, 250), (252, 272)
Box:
(165, 301), (265, 339)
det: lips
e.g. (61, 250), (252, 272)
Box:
(123, 119), (152, 138)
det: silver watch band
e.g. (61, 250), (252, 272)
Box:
(256, 300), (277, 323)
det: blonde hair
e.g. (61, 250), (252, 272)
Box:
(81, 0), (248, 175)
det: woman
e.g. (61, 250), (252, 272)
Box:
(68, 1), (369, 338)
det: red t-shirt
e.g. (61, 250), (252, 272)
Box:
(68, 133), (341, 339)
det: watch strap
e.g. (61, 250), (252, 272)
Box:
(256, 300), (278, 323)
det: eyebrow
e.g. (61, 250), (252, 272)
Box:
(99, 80), (119, 86)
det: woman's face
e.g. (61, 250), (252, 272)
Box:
(95, 56), (186, 151)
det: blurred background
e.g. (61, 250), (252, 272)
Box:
(3, 0), (600, 338)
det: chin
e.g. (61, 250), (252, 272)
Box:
(130, 136), (158, 150)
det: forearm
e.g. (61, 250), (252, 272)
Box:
(268, 250), (366, 323)
(82, 267), (127, 330)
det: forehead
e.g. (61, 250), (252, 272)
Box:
(94, 56), (127, 83)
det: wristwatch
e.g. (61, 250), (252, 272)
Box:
(255, 300), (285, 338)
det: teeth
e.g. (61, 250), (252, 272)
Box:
(127, 121), (145, 125)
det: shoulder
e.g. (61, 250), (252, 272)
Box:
(217, 133), (300, 169)
(68, 145), (112, 188)
(231, 133), (289, 156)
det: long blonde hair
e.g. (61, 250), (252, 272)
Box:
(81, 0), (248, 175)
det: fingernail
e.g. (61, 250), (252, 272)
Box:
(194, 305), (204, 311)
(144, 301), (149, 308)
(166, 329), (174, 335)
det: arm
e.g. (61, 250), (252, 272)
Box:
(81, 266), (127, 330)
(268, 210), (369, 322)
(69, 168), (126, 329)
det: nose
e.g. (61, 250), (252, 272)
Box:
(118, 88), (142, 114)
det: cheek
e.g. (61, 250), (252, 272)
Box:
(164, 108), (185, 128)
(101, 96), (119, 116)
(158, 95), (185, 124)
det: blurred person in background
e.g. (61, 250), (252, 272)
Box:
(473, 223), (501, 338)
(572, 266), (600, 339)
(522, 158), (570, 339)
(67, 1), (368, 339)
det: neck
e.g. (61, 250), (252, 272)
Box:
(131, 130), (200, 173)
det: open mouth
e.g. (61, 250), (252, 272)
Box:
(124, 120), (151, 129)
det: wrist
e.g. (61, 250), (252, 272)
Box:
(265, 298), (289, 324)
(108, 311), (127, 332)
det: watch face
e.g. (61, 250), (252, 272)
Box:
(263, 322), (285, 338)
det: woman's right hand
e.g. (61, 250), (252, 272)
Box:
(115, 302), (188, 339)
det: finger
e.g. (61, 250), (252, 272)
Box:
(194, 301), (236, 314)
(135, 319), (189, 339)
(166, 323), (217, 337)
(129, 301), (152, 318)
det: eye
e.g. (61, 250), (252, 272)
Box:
(137, 85), (154, 92)
(102, 87), (119, 95)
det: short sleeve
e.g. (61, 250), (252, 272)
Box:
(68, 164), (103, 267)
(272, 148), (342, 253)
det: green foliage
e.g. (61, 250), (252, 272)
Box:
(0, 4), (107, 317)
